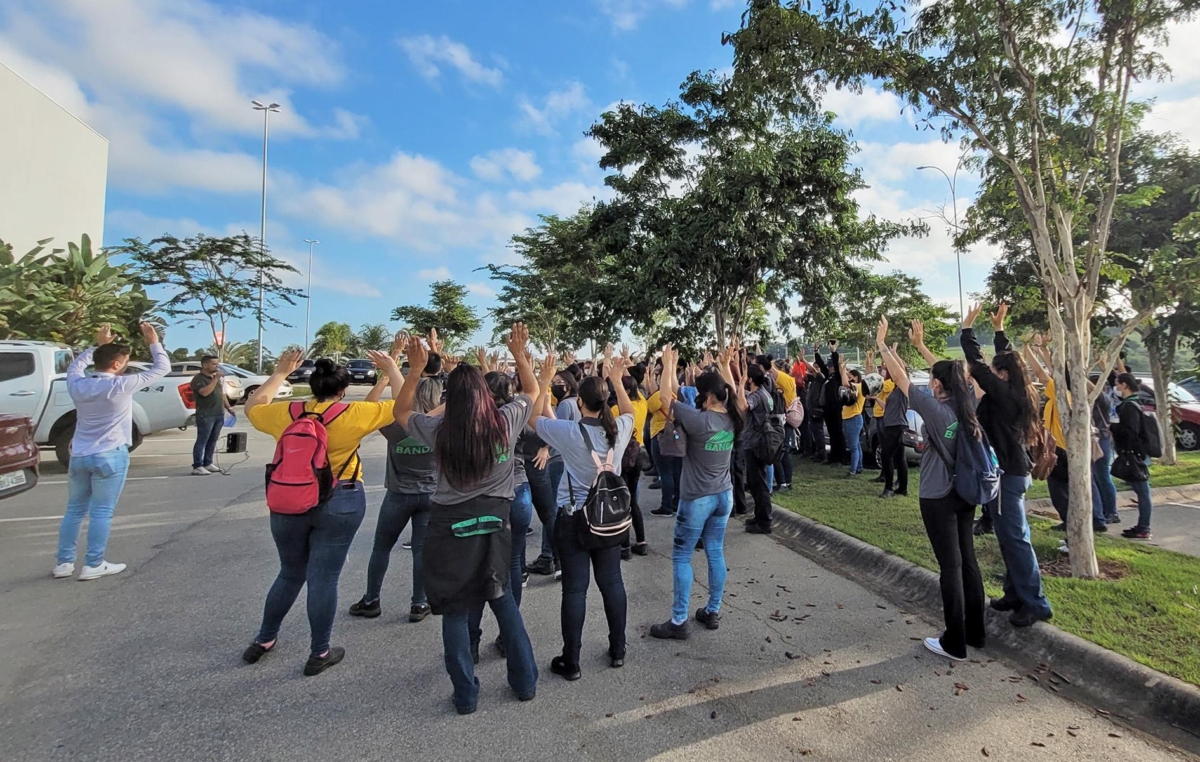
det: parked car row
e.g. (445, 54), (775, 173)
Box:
(168, 362), (293, 405)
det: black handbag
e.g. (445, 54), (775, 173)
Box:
(1110, 451), (1149, 483)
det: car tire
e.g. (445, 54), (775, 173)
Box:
(245, 386), (260, 399)
(1179, 423), (1200, 452)
(54, 424), (74, 468)
(871, 437), (883, 470)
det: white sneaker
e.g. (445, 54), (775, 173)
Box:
(923, 637), (966, 661)
(1057, 540), (1070, 554)
(204, 465), (222, 474)
(52, 562), (75, 579)
(78, 561), (126, 581)
(191, 467), (210, 476)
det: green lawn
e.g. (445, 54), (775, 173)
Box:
(1025, 450), (1200, 499)
(774, 461), (1200, 687)
(289, 384), (311, 398)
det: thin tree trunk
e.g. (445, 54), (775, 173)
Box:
(1145, 330), (1177, 465)
(1064, 320), (1100, 579)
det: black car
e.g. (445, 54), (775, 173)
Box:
(287, 359), (316, 384)
(347, 359), (378, 384)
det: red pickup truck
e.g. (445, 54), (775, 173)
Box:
(0, 414), (38, 500)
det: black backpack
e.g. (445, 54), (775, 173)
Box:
(754, 390), (787, 462)
(568, 423), (632, 549)
(1123, 399), (1165, 459)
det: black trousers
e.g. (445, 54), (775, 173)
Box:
(524, 457), (558, 563)
(919, 493), (985, 658)
(556, 509), (627, 665)
(621, 461), (645, 545)
(880, 425), (909, 494)
(775, 435), (794, 487)
(825, 409), (846, 465)
(808, 411), (826, 460)
(744, 449), (773, 527)
(731, 448), (748, 515)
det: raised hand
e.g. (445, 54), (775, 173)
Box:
(406, 334), (429, 377)
(505, 323), (529, 358)
(475, 346), (489, 371)
(138, 322), (160, 345)
(443, 355), (460, 373)
(276, 348), (304, 376)
(390, 331), (408, 360)
(427, 328), (442, 354)
(963, 302), (984, 329)
(908, 318), (925, 347)
(539, 353), (558, 387)
(991, 302), (1009, 332)
(563, 350), (576, 367)
(95, 324), (114, 347)
(366, 349), (399, 375)
(876, 316), (889, 347)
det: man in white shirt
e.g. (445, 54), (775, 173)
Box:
(54, 323), (170, 581)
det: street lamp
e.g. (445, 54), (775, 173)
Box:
(252, 100), (281, 373)
(303, 239), (319, 352)
(917, 163), (966, 323)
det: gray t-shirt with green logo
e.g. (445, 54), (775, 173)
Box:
(536, 415), (635, 509)
(381, 423), (436, 495)
(407, 395), (534, 505)
(908, 385), (958, 499)
(673, 404), (736, 501)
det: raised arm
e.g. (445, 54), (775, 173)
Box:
(123, 323), (170, 388)
(875, 318), (912, 397)
(246, 349), (302, 414)
(960, 303), (987, 366)
(609, 357), (636, 418)
(990, 302), (1013, 353)
(69, 324), (113, 383)
(813, 347), (829, 377)
(366, 349), (403, 403)
(659, 344), (679, 418)
(908, 319), (938, 368)
(1022, 343), (1052, 385)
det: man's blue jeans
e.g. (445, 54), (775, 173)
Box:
(539, 460), (565, 561)
(844, 415), (865, 474)
(509, 483), (533, 606)
(57, 446), (130, 566)
(1117, 457), (1154, 530)
(365, 490), (431, 606)
(671, 490), (733, 625)
(255, 482), (366, 656)
(988, 474), (1052, 617)
(652, 435), (683, 513)
(1093, 438), (1119, 519)
(442, 588), (537, 713)
(192, 415), (223, 469)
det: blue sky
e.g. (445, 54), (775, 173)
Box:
(3, 0), (1198, 354)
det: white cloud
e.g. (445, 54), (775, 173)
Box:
(822, 85), (905, 129)
(595, 0), (690, 31)
(1143, 94), (1200, 147)
(417, 267), (454, 280)
(466, 281), (497, 297)
(470, 149), (542, 182)
(506, 182), (610, 217)
(518, 81), (591, 136)
(855, 139), (966, 185)
(398, 34), (503, 88)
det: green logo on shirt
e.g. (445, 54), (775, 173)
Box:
(495, 443), (509, 464)
(394, 436), (431, 456)
(945, 422), (959, 440)
(705, 429), (735, 452)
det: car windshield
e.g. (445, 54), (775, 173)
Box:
(219, 364), (253, 378)
(348, 360), (373, 368)
(1169, 383), (1198, 404)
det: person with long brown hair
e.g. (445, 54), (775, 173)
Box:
(394, 324), (554, 715)
(877, 317), (986, 662)
(960, 304), (1053, 628)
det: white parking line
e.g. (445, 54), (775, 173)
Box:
(38, 476), (172, 485)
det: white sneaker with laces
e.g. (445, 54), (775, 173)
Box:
(923, 636), (966, 661)
(52, 563), (75, 579)
(205, 465), (222, 474)
(191, 467), (210, 476)
(78, 561), (126, 581)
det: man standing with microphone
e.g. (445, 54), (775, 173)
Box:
(190, 355), (235, 476)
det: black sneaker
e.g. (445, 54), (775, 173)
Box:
(609, 649), (626, 669)
(1105, 513), (1121, 524)
(242, 641), (274, 664)
(973, 518), (994, 536)
(650, 507), (675, 517)
(989, 596), (1022, 612)
(348, 597), (381, 618)
(621, 546), (633, 561)
(879, 489), (894, 500)
(746, 523), (773, 535)
(1093, 521), (1109, 534)
(409, 603), (431, 622)
(871, 474), (886, 484)
(893, 490), (909, 497)
(303, 646), (345, 677)
(695, 608), (720, 630)
(1009, 608), (1053, 628)
(631, 543), (648, 556)
(650, 620), (690, 640)
(526, 526), (534, 536)
(550, 655), (581, 681)
(527, 556), (555, 576)
(522, 571), (529, 588)
(648, 480), (662, 490)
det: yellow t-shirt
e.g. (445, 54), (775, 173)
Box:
(1044, 379), (1067, 450)
(842, 382), (866, 420)
(874, 378), (895, 418)
(774, 369), (797, 407)
(247, 399), (395, 481)
(647, 391), (676, 438)
(614, 396), (649, 445)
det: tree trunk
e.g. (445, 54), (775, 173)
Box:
(714, 308), (727, 350)
(1064, 328), (1101, 579)
(1145, 331), (1177, 465)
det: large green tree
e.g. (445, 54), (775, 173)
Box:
(116, 233), (303, 364)
(728, 0), (1196, 577)
(824, 272), (958, 365)
(392, 280), (482, 354)
(0, 234), (159, 351)
(355, 324), (391, 354)
(310, 322), (356, 360)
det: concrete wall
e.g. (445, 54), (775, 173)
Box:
(0, 61), (108, 257)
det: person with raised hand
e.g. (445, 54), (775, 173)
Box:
(54, 322), (170, 582)
(875, 318), (986, 662)
(241, 347), (402, 677)
(649, 344), (745, 641)
(395, 324), (542, 715)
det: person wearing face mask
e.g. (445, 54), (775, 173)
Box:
(1112, 372), (1155, 540)
(839, 362), (868, 478)
(527, 370), (579, 579)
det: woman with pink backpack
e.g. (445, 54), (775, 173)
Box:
(240, 349), (403, 677)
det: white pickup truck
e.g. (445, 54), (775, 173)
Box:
(0, 341), (198, 466)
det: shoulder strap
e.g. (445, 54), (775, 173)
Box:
(319, 402), (351, 425)
(289, 401), (305, 421)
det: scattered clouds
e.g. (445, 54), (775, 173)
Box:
(466, 281), (497, 297)
(518, 81), (591, 136)
(855, 139), (966, 185)
(398, 34), (504, 89)
(418, 266), (454, 280)
(595, 0), (689, 31)
(470, 148), (542, 182)
(1143, 95), (1200, 147)
(822, 85), (905, 129)
(506, 181), (610, 217)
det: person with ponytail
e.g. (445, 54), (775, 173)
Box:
(876, 317), (986, 662)
(959, 304), (1053, 627)
(742, 363), (775, 534)
(650, 344), (744, 641)
(394, 324), (554, 715)
(534, 358), (636, 681)
(615, 373), (650, 558)
(527, 369), (580, 579)
(1112, 372), (1155, 540)
(242, 349), (403, 677)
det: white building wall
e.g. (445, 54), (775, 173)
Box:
(0, 61), (108, 256)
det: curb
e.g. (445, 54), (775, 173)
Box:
(766, 503), (1200, 756)
(1026, 483), (1200, 517)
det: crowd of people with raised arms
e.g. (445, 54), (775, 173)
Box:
(49, 308), (1156, 713)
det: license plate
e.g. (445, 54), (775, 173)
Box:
(353, 374), (365, 379)
(0, 470), (27, 491)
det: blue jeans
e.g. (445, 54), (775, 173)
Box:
(1122, 459), (1153, 530)
(1094, 438), (1119, 519)
(844, 415), (864, 474)
(556, 507), (627, 663)
(652, 435), (683, 513)
(192, 415), (223, 469)
(255, 482), (366, 656)
(671, 490), (733, 625)
(988, 474), (1052, 617)
(540, 459), (565, 560)
(526, 457), (558, 563)
(509, 483), (533, 606)
(57, 446), (130, 566)
(442, 588), (537, 713)
(365, 490), (431, 606)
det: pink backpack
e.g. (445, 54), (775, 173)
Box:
(785, 396), (805, 429)
(265, 402), (353, 514)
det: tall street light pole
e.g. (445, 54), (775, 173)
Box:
(917, 163), (966, 323)
(252, 100), (281, 373)
(303, 239), (319, 352)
